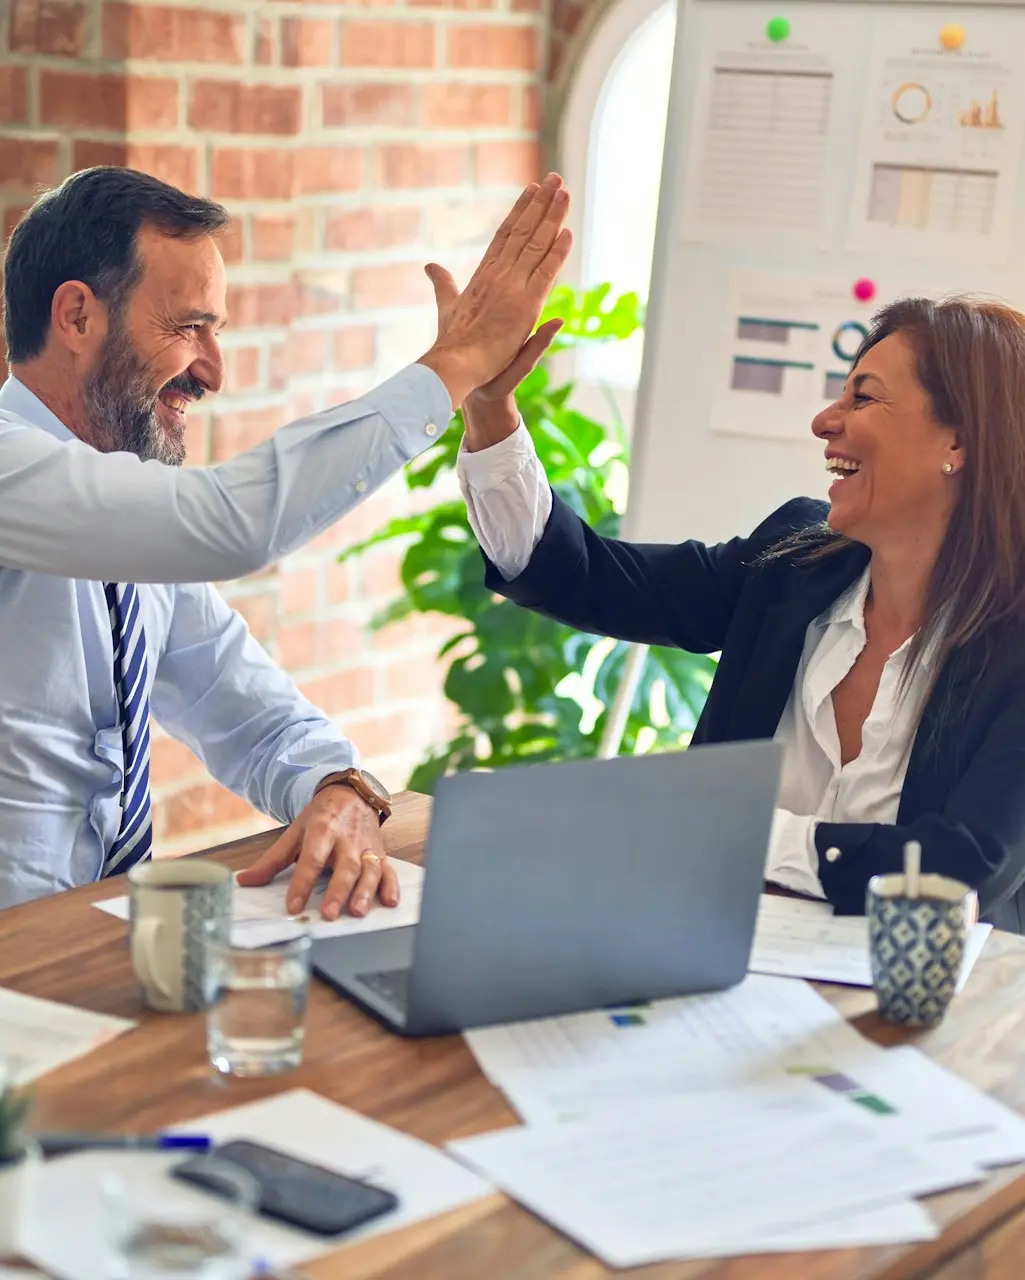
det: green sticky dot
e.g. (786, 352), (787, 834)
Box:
(766, 16), (790, 42)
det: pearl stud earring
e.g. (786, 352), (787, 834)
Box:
(942, 462), (954, 474)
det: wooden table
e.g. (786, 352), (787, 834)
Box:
(5, 791), (1025, 1280)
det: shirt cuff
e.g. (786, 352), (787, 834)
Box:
(456, 420), (535, 492)
(359, 363), (453, 462)
(765, 808), (827, 900)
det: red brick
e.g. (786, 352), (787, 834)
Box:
(277, 617), (364, 671)
(211, 148), (294, 201)
(72, 142), (199, 193)
(477, 139), (541, 185)
(325, 206), (419, 252)
(0, 138), (59, 191)
(285, 329), (328, 377)
(324, 561), (353, 603)
(269, 342), (288, 391)
(383, 652), (439, 701)
(512, 0), (542, 10)
(293, 270), (349, 317)
(103, 3), (245, 63)
(282, 16), (335, 66)
(358, 548), (403, 601)
(190, 81), (301, 135)
(150, 734), (206, 788)
(280, 566), (321, 616)
(159, 780), (255, 840)
(250, 214), (294, 262)
(378, 144), (466, 189)
(369, 613), (424, 651)
(9, 0), (86, 57)
(299, 667), (376, 715)
(226, 282), (295, 328)
(293, 147), (363, 195)
(211, 405), (285, 460)
(352, 262), (431, 311)
(332, 326), (376, 370)
(0, 69), (29, 125)
(447, 24), (538, 70)
(422, 82), (513, 129)
(321, 83), (415, 128)
(522, 84), (541, 130)
(341, 21), (434, 68)
(344, 710), (422, 758)
(255, 17), (274, 65)
(411, 0), (493, 9)
(218, 216), (245, 265)
(40, 71), (180, 131)
(230, 589), (279, 641)
(229, 345), (262, 389)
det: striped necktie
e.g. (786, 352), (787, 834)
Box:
(102, 582), (153, 876)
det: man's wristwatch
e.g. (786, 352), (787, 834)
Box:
(317, 767), (393, 824)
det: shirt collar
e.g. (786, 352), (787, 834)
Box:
(814, 564), (941, 672)
(0, 376), (75, 442)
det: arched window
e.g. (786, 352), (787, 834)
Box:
(556, 0), (675, 411)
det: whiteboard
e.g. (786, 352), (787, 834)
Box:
(625, 0), (1025, 544)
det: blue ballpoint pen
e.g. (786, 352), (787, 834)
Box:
(35, 1132), (212, 1157)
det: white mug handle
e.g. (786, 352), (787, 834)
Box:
(131, 917), (173, 1000)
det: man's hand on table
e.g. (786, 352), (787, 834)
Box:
(236, 784), (397, 921)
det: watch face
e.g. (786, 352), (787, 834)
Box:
(359, 769), (392, 804)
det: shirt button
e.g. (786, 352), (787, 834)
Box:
(355, 479), (367, 494)
(425, 422), (438, 437)
(825, 847), (842, 863)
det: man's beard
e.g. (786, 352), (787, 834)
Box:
(81, 321), (203, 466)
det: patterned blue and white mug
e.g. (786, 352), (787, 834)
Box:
(867, 871), (978, 1028)
(128, 861), (232, 1012)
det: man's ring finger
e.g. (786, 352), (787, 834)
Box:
(360, 851), (383, 868)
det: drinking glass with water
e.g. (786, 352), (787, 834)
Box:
(103, 1158), (259, 1279)
(205, 923), (312, 1077)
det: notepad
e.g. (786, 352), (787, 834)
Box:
(0, 987), (135, 1086)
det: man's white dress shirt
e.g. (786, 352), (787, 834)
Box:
(0, 367), (450, 907)
(456, 424), (933, 898)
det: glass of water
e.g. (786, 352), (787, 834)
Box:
(103, 1158), (259, 1279)
(205, 923), (312, 1077)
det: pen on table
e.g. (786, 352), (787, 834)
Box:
(34, 1132), (213, 1157)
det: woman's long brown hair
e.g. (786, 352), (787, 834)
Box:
(769, 296), (1025, 684)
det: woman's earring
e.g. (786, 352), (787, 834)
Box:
(942, 462), (955, 474)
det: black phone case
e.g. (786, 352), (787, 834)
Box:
(171, 1138), (399, 1237)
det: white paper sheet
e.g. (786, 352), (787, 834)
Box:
(711, 269), (905, 444)
(21, 1088), (491, 1280)
(465, 973), (869, 1087)
(94, 860), (424, 946)
(0, 987), (136, 1086)
(448, 1084), (970, 1267)
(751, 893), (992, 989)
(678, 6), (860, 247)
(847, 10), (1025, 263)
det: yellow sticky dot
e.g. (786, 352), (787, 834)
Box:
(939, 24), (964, 50)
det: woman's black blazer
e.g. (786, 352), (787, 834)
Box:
(483, 494), (1025, 932)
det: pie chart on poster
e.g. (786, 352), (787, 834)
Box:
(892, 82), (932, 125)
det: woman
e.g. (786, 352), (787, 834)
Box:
(455, 297), (1025, 932)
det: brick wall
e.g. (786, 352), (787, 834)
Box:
(1, 0), (547, 855)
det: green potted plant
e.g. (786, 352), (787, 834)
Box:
(341, 284), (717, 790)
(0, 1079), (36, 1258)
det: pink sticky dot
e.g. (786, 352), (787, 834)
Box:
(853, 278), (876, 302)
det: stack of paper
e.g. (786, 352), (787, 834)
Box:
(0, 987), (135, 1085)
(22, 1088), (491, 1280)
(751, 894), (992, 988)
(94, 861), (425, 947)
(454, 975), (1025, 1266)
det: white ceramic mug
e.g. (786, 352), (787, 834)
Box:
(128, 862), (232, 1012)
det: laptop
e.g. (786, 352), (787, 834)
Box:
(312, 740), (782, 1036)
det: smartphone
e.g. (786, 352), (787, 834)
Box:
(172, 1139), (399, 1237)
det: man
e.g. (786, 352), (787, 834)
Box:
(0, 165), (570, 917)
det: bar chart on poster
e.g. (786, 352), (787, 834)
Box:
(624, 0), (1025, 545)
